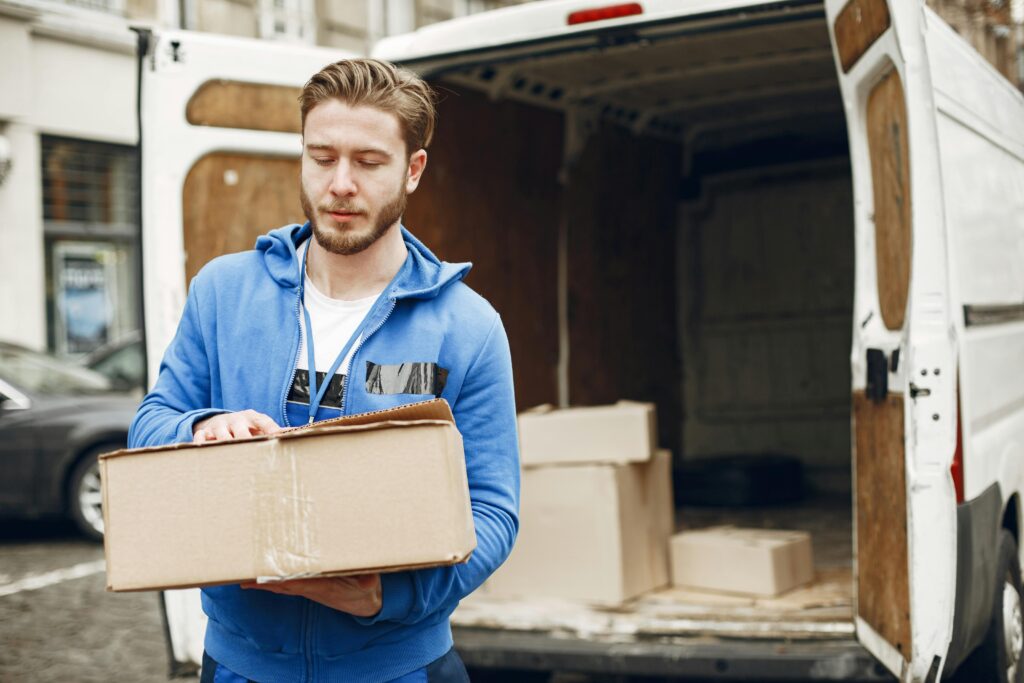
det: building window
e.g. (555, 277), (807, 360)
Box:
(56, 0), (127, 15)
(259, 0), (315, 42)
(41, 136), (139, 357)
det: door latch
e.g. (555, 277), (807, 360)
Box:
(909, 383), (931, 399)
(866, 348), (888, 403)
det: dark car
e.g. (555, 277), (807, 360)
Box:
(81, 331), (145, 393)
(0, 342), (140, 540)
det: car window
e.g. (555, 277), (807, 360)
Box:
(88, 343), (144, 389)
(0, 345), (112, 394)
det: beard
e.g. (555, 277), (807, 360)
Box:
(300, 179), (407, 256)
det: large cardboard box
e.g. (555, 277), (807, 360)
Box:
(101, 399), (475, 591)
(517, 402), (656, 466)
(669, 527), (814, 597)
(483, 450), (673, 604)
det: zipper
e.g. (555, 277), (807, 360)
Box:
(303, 600), (314, 682)
(339, 297), (397, 415)
(280, 290), (303, 428)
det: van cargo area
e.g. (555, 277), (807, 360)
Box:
(394, 3), (887, 680)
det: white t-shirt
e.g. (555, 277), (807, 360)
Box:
(286, 240), (382, 416)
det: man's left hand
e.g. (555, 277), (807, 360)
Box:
(241, 574), (382, 617)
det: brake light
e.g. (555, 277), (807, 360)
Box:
(951, 382), (964, 503)
(567, 2), (643, 25)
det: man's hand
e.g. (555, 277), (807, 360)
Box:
(240, 574), (382, 617)
(193, 410), (282, 443)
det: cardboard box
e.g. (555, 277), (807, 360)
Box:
(483, 449), (673, 604)
(669, 527), (814, 597)
(101, 399), (476, 591)
(517, 401), (656, 466)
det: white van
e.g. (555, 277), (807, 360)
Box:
(141, 1), (1024, 681)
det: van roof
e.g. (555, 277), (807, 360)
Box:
(373, 0), (821, 66)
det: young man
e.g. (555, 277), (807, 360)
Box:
(129, 59), (520, 682)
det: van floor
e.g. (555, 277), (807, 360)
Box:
(454, 495), (854, 641)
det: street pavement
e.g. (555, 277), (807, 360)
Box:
(0, 519), (171, 682)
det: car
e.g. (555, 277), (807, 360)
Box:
(0, 341), (140, 541)
(81, 330), (145, 394)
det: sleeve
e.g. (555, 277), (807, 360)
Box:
(127, 278), (229, 448)
(353, 312), (520, 625)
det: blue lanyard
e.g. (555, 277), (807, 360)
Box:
(300, 243), (386, 424)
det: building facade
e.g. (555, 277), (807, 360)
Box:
(0, 0), (1021, 356)
(0, 0), (525, 356)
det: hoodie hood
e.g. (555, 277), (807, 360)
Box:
(255, 222), (471, 300)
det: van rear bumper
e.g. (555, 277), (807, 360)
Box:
(453, 626), (893, 681)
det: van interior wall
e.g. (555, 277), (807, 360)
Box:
(679, 150), (855, 494)
(405, 84), (683, 453)
(403, 85), (563, 411)
(563, 124), (682, 454)
(407, 82), (853, 495)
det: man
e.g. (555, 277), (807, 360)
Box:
(129, 59), (519, 683)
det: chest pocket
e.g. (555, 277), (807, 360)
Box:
(365, 361), (449, 396)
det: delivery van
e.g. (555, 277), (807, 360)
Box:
(139, 1), (1024, 681)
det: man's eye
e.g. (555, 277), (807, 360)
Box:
(359, 160), (383, 167)
(313, 158), (334, 166)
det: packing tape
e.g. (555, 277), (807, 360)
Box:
(252, 439), (321, 582)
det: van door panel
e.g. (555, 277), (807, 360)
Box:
(185, 80), (303, 134)
(866, 67), (911, 332)
(854, 390), (911, 658)
(182, 152), (302, 284)
(826, 0), (958, 679)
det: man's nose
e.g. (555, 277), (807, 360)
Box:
(329, 160), (358, 196)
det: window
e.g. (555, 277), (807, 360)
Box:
(259, 0), (315, 43)
(41, 136), (140, 357)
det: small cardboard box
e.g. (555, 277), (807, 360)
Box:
(669, 527), (814, 597)
(483, 450), (673, 604)
(517, 401), (656, 466)
(101, 399), (476, 592)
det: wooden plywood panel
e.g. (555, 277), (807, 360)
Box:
(834, 0), (891, 73)
(867, 68), (911, 331)
(566, 125), (681, 453)
(186, 80), (302, 134)
(853, 390), (911, 660)
(183, 153), (302, 283)
(403, 84), (562, 411)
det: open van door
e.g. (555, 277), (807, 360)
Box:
(824, 1), (959, 680)
(134, 29), (349, 674)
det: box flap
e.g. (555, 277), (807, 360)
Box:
(100, 398), (455, 461)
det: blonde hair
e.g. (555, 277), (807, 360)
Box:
(300, 59), (437, 154)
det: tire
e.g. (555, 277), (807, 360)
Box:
(67, 446), (114, 542)
(952, 529), (1024, 683)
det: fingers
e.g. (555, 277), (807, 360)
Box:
(247, 411), (283, 436)
(192, 411), (282, 444)
(351, 573), (380, 591)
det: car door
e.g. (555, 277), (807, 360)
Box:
(825, 1), (959, 680)
(137, 28), (355, 671)
(0, 379), (37, 511)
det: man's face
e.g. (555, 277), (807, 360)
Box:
(300, 99), (426, 256)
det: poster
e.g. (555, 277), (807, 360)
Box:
(55, 244), (115, 355)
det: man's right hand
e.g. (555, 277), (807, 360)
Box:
(193, 410), (282, 443)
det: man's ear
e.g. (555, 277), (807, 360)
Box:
(405, 149), (428, 194)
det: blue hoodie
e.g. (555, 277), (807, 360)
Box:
(128, 223), (520, 683)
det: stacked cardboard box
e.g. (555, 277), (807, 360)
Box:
(483, 402), (674, 604)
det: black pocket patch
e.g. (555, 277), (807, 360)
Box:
(365, 362), (449, 396)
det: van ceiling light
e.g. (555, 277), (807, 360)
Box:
(567, 3), (643, 25)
